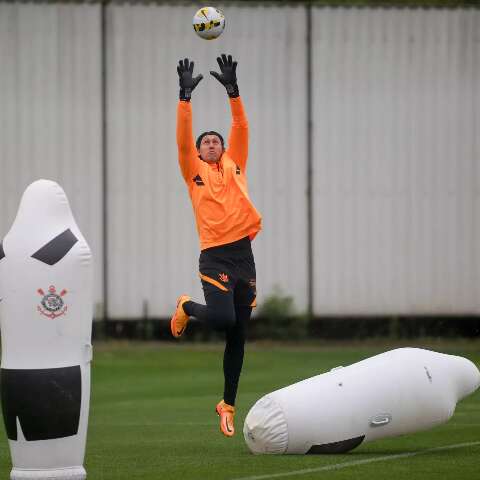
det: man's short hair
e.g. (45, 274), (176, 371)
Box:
(196, 131), (225, 150)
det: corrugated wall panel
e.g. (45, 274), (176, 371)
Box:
(2, 4), (477, 318)
(313, 8), (480, 314)
(0, 3), (103, 310)
(107, 4), (309, 318)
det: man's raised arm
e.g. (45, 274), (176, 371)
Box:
(227, 97), (248, 171)
(210, 54), (248, 170)
(176, 58), (203, 182)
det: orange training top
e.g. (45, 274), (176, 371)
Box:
(177, 97), (262, 250)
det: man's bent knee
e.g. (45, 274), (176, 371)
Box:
(208, 308), (236, 331)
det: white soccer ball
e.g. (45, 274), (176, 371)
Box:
(192, 7), (225, 40)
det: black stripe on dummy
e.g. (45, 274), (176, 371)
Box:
(31, 229), (78, 265)
(306, 435), (365, 454)
(0, 241), (4, 260)
(0, 366), (81, 441)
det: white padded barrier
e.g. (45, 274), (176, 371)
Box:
(244, 348), (480, 454)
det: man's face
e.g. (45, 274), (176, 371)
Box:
(198, 135), (224, 163)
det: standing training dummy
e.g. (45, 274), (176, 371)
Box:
(0, 179), (93, 480)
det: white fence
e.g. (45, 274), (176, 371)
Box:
(0, 3), (478, 318)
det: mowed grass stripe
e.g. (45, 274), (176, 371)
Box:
(232, 441), (480, 480)
(0, 342), (478, 480)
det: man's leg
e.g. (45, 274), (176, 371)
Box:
(223, 305), (251, 406)
(175, 283), (240, 437)
(223, 252), (256, 406)
(171, 273), (235, 337)
(214, 305), (251, 437)
(182, 289), (236, 331)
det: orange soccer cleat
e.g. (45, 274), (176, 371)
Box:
(170, 295), (191, 338)
(216, 400), (235, 437)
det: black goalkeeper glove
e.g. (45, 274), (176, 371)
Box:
(210, 54), (239, 98)
(177, 58), (203, 101)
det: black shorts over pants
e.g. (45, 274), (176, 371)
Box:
(198, 236), (256, 330)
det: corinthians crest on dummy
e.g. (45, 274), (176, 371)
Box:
(0, 179), (94, 480)
(37, 286), (68, 319)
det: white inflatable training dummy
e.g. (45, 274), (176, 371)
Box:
(243, 348), (480, 454)
(0, 180), (93, 479)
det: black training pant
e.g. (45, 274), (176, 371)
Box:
(183, 236), (256, 406)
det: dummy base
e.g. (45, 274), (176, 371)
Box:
(11, 467), (86, 480)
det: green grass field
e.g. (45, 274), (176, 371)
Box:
(0, 340), (479, 479)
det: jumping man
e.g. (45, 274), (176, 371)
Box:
(171, 54), (262, 437)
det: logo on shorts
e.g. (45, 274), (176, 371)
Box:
(219, 273), (229, 283)
(37, 285), (68, 319)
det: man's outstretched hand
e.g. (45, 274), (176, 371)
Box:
(177, 58), (203, 101)
(210, 54), (239, 98)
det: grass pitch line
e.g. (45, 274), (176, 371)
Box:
(233, 441), (480, 480)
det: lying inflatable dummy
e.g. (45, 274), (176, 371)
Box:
(0, 180), (93, 479)
(244, 348), (480, 454)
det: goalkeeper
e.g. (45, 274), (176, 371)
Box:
(171, 54), (262, 437)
